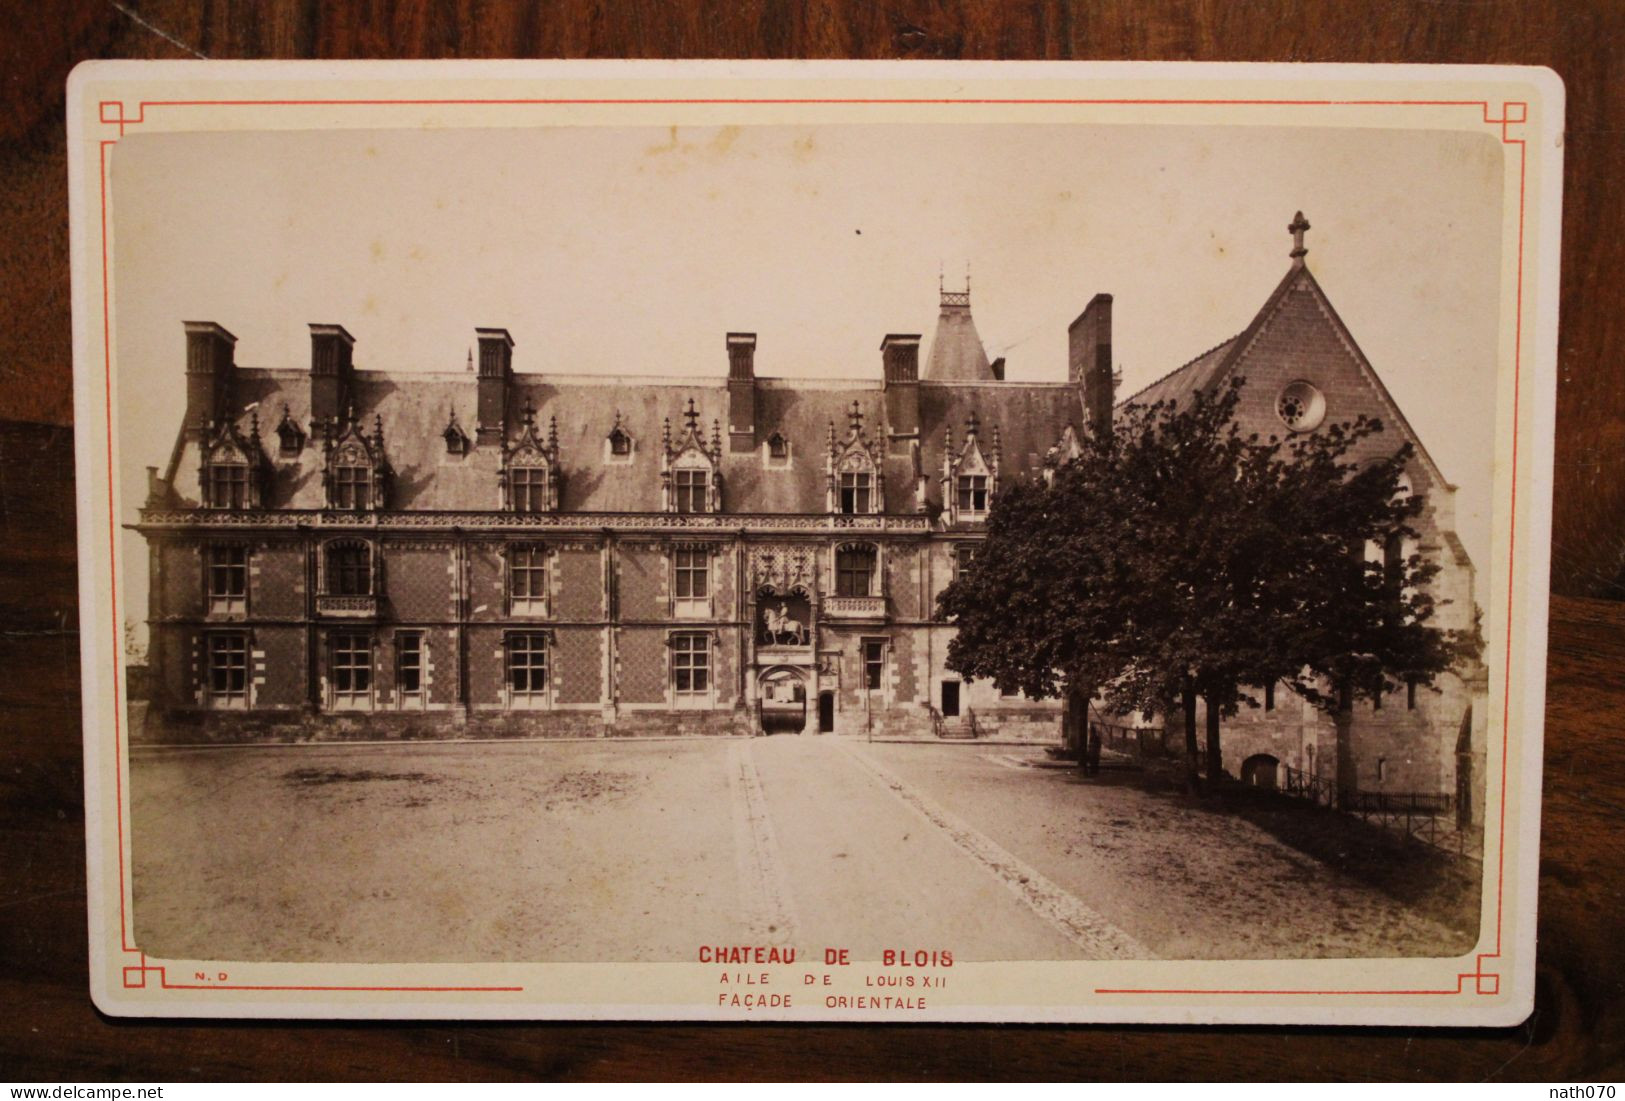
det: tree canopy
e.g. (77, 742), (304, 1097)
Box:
(937, 377), (1477, 788)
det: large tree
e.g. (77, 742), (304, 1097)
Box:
(939, 377), (1473, 796)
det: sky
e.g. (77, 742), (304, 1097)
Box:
(109, 121), (1505, 633)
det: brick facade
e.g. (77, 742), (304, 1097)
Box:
(133, 241), (1484, 805)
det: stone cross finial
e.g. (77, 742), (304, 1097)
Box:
(683, 398), (700, 433)
(548, 414), (558, 453)
(966, 411), (980, 437)
(522, 398), (536, 427)
(1289, 210), (1311, 264)
(848, 401), (863, 433)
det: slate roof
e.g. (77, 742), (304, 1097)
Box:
(1114, 262), (1450, 490)
(164, 369), (1084, 516)
(923, 299), (995, 381)
(1117, 334), (1241, 410)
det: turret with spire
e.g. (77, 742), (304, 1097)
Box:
(923, 267), (996, 382)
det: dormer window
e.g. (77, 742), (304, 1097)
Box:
(675, 468), (708, 513)
(942, 414), (1000, 525)
(332, 462), (371, 510)
(502, 403), (560, 513)
(604, 412), (635, 465)
(207, 462), (250, 509)
(661, 400), (723, 514)
(275, 406), (305, 457)
(827, 402), (884, 516)
(956, 474), (989, 515)
(839, 472), (872, 515)
(443, 411), (469, 457)
(322, 413), (390, 512)
(200, 413), (267, 510)
(511, 466), (548, 513)
(768, 433), (789, 460)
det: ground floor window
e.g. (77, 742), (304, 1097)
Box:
(330, 632), (373, 709)
(507, 632), (549, 707)
(862, 639), (886, 691)
(672, 633), (710, 697)
(396, 631), (424, 707)
(205, 632), (249, 708)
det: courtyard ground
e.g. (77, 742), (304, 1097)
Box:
(129, 736), (1479, 964)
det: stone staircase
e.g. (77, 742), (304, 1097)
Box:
(857, 707), (1061, 743)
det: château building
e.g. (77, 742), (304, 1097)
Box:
(133, 217), (1485, 816)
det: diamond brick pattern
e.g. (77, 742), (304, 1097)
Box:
(618, 547), (665, 620)
(386, 545), (453, 620)
(554, 628), (603, 704)
(618, 629), (668, 704)
(556, 548), (604, 619)
(253, 545), (306, 617)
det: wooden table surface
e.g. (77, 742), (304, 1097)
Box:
(1, 1), (1621, 1081)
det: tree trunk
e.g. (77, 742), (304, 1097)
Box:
(1182, 685), (1201, 794)
(1068, 683), (1092, 772)
(1334, 679), (1357, 809)
(1204, 687), (1224, 784)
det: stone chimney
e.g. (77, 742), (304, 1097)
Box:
(1069, 294), (1113, 439)
(308, 323), (356, 427)
(475, 328), (514, 445)
(990, 356), (1005, 381)
(881, 333), (922, 451)
(726, 332), (757, 451)
(183, 321), (238, 434)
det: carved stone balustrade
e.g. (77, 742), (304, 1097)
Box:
(316, 593), (378, 617)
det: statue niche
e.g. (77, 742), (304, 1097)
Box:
(758, 590), (812, 647)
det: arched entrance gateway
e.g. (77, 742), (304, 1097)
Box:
(1241, 753), (1281, 789)
(758, 667), (807, 734)
(748, 546), (823, 734)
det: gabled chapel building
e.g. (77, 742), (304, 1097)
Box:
(133, 216), (1485, 814)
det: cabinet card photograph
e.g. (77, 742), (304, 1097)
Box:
(67, 61), (1562, 1024)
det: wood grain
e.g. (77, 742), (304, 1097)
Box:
(1, 0), (1621, 1080)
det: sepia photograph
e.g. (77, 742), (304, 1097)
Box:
(67, 63), (1560, 1023)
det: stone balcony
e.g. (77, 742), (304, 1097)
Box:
(316, 593), (378, 617)
(822, 595), (886, 620)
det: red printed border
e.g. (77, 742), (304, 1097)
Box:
(94, 93), (1530, 1004)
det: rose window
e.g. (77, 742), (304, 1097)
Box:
(1276, 380), (1327, 432)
